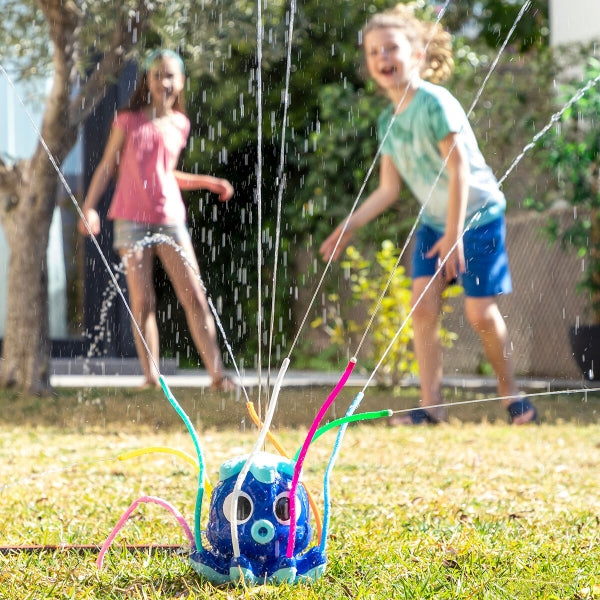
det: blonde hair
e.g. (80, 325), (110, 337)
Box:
(362, 3), (454, 84)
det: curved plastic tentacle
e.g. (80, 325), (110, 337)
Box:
(230, 358), (290, 557)
(158, 376), (206, 548)
(117, 446), (212, 497)
(320, 392), (364, 552)
(245, 401), (323, 544)
(96, 495), (195, 569)
(291, 409), (392, 461)
(118, 446), (198, 470)
(245, 401), (288, 456)
(286, 357), (357, 558)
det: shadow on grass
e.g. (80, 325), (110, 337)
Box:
(0, 384), (599, 430)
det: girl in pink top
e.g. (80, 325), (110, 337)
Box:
(79, 50), (236, 391)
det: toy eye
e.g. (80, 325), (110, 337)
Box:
(223, 492), (253, 523)
(273, 492), (300, 524)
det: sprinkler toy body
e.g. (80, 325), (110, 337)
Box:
(190, 452), (326, 584)
(97, 369), (387, 585)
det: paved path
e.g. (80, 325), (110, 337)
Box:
(50, 366), (590, 393)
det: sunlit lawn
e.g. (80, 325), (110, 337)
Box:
(0, 385), (599, 599)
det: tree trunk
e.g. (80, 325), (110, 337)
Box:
(0, 0), (147, 394)
(0, 161), (55, 393)
(0, 0), (78, 394)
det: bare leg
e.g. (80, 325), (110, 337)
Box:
(121, 247), (160, 387)
(392, 275), (447, 424)
(464, 296), (535, 424)
(410, 275), (447, 421)
(156, 239), (232, 389)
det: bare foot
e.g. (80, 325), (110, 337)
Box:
(210, 376), (238, 392)
(509, 407), (537, 425)
(389, 408), (441, 426)
(506, 397), (538, 425)
(137, 380), (160, 391)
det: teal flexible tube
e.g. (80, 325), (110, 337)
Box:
(159, 376), (206, 548)
(320, 392), (364, 552)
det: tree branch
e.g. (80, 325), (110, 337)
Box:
(35, 0), (79, 167)
(68, 3), (151, 127)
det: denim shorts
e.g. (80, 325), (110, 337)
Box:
(112, 219), (192, 252)
(411, 217), (512, 298)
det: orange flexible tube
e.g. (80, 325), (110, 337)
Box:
(246, 402), (323, 544)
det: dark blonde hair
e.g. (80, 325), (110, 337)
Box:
(362, 3), (454, 84)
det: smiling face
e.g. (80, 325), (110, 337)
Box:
(146, 56), (185, 113)
(364, 27), (421, 101)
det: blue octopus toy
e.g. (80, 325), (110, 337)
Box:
(190, 452), (326, 584)
(96, 373), (387, 585)
(97, 378), (332, 585)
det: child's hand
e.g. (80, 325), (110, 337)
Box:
(78, 206), (101, 237)
(426, 234), (465, 281)
(319, 227), (353, 262)
(215, 179), (234, 202)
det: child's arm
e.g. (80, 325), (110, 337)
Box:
(78, 125), (126, 236)
(426, 132), (469, 280)
(174, 171), (234, 201)
(320, 155), (401, 262)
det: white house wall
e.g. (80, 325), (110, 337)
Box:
(0, 71), (67, 338)
(550, 0), (600, 46)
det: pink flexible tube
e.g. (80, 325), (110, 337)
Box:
(285, 357), (356, 558)
(96, 495), (195, 569)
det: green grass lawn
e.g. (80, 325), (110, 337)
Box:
(0, 386), (599, 599)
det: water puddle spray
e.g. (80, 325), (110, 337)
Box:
(2, 0), (600, 586)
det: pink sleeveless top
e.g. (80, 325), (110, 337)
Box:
(107, 110), (190, 225)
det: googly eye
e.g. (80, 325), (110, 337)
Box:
(273, 492), (300, 524)
(222, 492), (253, 524)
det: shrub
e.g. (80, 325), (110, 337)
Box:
(313, 241), (461, 390)
(536, 56), (600, 323)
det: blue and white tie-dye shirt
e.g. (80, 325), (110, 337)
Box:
(378, 80), (505, 232)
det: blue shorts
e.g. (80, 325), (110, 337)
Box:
(411, 218), (512, 298)
(112, 219), (191, 252)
